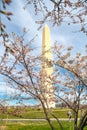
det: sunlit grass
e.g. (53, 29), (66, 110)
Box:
(0, 121), (87, 130)
(0, 108), (71, 119)
(0, 121), (74, 130)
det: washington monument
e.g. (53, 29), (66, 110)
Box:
(41, 24), (55, 108)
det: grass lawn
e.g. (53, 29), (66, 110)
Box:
(0, 107), (85, 119)
(0, 108), (87, 130)
(0, 121), (75, 130)
(0, 108), (72, 119)
(0, 121), (87, 130)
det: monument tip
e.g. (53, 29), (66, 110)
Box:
(44, 24), (49, 29)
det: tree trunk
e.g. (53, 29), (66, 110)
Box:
(74, 111), (78, 130)
(50, 112), (64, 130)
(40, 100), (55, 130)
(78, 110), (87, 130)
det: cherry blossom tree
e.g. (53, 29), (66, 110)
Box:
(0, 0), (12, 36)
(0, 32), (57, 130)
(53, 43), (87, 130)
(0, 31), (87, 130)
(0, 1), (87, 130)
(25, 0), (87, 34)
(0, 0), (87, 34)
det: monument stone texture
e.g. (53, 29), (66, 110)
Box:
(41, 24), (55, 108)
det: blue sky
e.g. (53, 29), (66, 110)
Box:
(0, 0), (87, 105)
(1, 0), (87, 52)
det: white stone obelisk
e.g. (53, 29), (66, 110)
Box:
(41, 24), (55, 108)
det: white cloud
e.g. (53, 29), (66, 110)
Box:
(3, 0), (39, 38)
(0, 82), (18, 95)
(12, 1), (35, 29)
(51, 33), (73, 47)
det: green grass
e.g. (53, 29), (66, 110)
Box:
(0, 121), (74, 130)
(0, 108), (71, 119)
(0, 108), (86, 121)
(0, 121), (87, 130)
(0, 108), (87, 130)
